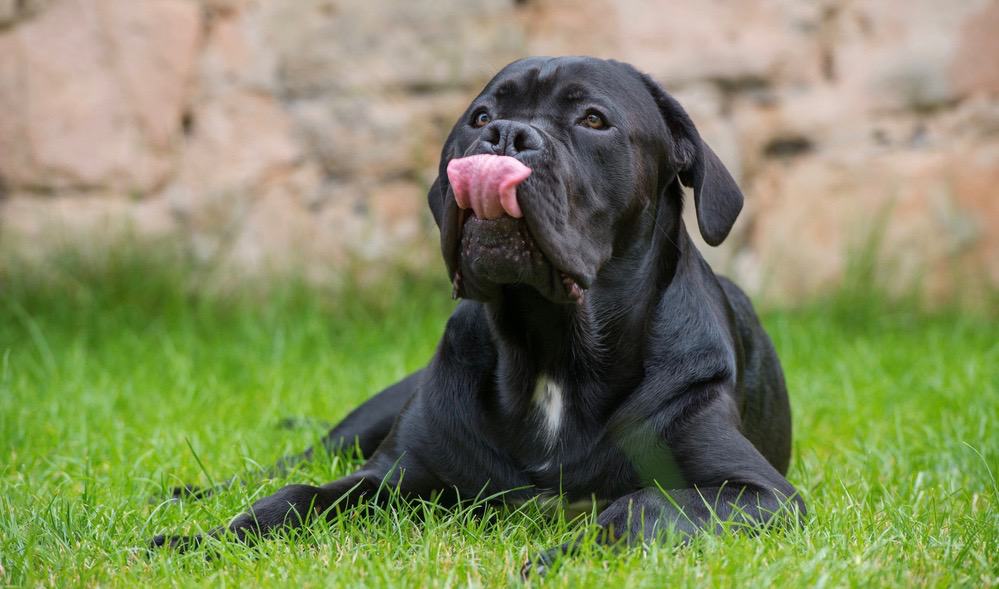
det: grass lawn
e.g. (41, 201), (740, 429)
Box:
(1, 253), (996, 587)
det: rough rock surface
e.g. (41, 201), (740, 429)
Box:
(1, 0), (996, 303)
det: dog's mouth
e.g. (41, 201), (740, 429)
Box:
(447, 155), (585, 305)
(453, 212), (585, 304)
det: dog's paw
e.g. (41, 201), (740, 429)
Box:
(152, 484), (217, 504)
(520, 546), (562, 579)
(149, 533), (203, 552)
(171, 484), (208, 500)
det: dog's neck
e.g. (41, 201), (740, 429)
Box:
(483, 183), (688, 398)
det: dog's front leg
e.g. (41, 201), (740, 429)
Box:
(151, 470), (383, 551)
(523, 394), (806, 576)
(164, 371), (424, 503)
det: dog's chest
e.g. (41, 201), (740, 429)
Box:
(531, 374), (564, 447)
(478, 372), (642, 498)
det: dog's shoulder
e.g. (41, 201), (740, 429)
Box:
(715, 275), (757, 324)
(714, 273), (775, 361)
(638, 249), (741, 383)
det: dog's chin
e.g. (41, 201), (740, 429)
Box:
(455, 215), (579, 305)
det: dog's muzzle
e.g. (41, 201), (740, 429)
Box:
(446, 154), (584, 305)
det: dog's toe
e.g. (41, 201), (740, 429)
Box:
(165, 484), (215, 502)
(520, 548), (558, 580)
(174, 484), (202, 499)
(519, 559), (548, 579)
(149, 533), (202, 552)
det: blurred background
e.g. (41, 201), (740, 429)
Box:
(1, 0), (996, 305)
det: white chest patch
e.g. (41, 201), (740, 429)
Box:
(532, 374), (564, 446)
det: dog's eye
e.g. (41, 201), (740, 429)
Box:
(472, 111), (492, 128)
(581, 112), (607, 130)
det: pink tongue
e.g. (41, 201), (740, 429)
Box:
(446, 154), (531, 219)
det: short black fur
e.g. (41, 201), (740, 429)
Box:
(151, 57), (804, 576)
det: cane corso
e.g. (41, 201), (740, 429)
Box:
(152, 56), (805, 574)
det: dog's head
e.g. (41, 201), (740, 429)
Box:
(427, 56), (743, 304)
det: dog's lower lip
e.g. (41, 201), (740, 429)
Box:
(560, 272), (585, 304)
(452, 208), (586, 305)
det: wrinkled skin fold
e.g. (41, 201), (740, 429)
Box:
(151, 57), (805, 576)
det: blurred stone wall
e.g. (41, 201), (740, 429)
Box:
(1, 0), (996, 302)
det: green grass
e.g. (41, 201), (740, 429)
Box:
(1, 250), (996, 587)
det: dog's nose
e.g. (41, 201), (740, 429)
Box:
(481, 121), (543, 157)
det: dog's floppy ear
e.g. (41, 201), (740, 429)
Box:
(427, 142), (464, 278)
(640, 74), (743, 246)
(427, 174), (445, 228)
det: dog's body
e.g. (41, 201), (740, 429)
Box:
(154, 57), (804, 572)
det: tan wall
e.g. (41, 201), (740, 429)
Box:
(1, 0), (997, 302)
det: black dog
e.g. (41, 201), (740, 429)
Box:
(153, 56), (804, 574)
